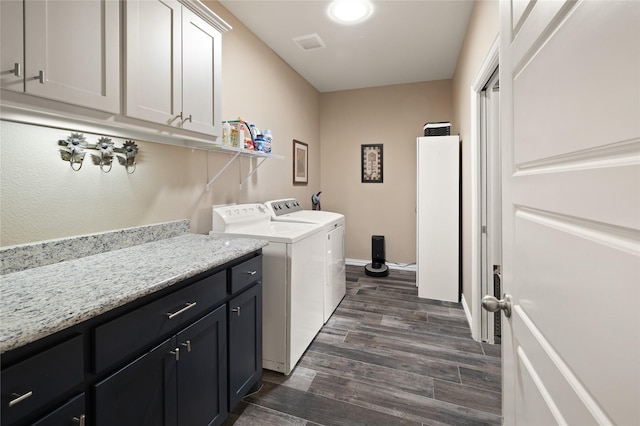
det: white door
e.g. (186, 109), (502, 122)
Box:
(26, 0), (120, 113)
(1, 0), (24, 92)
(498, 1), (639, 424)
(125, 0), (182, 125)
(480, 68), (501, 343)
(181, 7), (221, 136)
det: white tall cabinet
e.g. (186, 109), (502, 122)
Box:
(416, 136), (460, 302)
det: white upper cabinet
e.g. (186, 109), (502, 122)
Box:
(1, 0), (120, 113)
(125, 0), (225, 137)
(181, 7), (222, 136)
(124, 0), (182, 126)
(1, 0), (24, 93)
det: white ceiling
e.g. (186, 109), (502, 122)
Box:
(219, 0), (475, 93)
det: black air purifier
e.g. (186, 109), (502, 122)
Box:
(365, 235), (389, 277)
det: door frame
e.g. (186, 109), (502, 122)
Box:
(467, 36), (499, 342)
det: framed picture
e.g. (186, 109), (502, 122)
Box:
(293, 140), (308, 185)
(361, 144), (383, 183)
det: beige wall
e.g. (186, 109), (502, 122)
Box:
(319, 81), (453, 264)
(1, 0), (497, 305)
(0, 1), (320, 246)
(451, 0), (499, 306)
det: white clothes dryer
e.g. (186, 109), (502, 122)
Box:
(264, 199), (346, 323)
(210, 203), (324, 375)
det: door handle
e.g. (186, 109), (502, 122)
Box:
(482, 294), (512, 318)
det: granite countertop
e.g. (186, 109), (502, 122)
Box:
(0, 234), (268, 354)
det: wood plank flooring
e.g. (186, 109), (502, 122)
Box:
(224, 265), (502, 426)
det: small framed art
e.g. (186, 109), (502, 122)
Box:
(361, 144), (383, 183)
(293, 140), (308, 185)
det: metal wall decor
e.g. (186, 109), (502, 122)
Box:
(361, 144), (383, 183)
(58, 133), (138, 173)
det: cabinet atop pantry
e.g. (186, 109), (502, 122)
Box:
(0, 0), (120, 113)
(0, 0), (231, 148)
(125, 0), (230, 139)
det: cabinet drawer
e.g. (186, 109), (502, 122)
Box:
(230, 255), (262, 295)
(1, 335), (84, 426)
(94, 271), (226, 374)
(32, 393), (85, 426)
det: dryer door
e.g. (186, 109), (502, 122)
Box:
(325, 224), (346, 322)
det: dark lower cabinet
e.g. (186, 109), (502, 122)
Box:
(176, 306), (227, 426)
(2, 252), (262, 426)
(94, 306), (227, 426)
(94, 338), (177, 426)
(228, 282), (262, 410)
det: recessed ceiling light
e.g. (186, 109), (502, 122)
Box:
(328, 0), (373, 24)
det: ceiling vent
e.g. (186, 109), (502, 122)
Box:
(293, 33), (326, 51)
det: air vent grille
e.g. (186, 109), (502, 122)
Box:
(293, 33), (326, 51)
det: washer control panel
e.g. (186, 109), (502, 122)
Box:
(267, 199), (303, 216)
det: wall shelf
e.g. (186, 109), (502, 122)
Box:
(204, 145), (284, 190)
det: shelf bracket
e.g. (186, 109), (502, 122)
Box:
(239, 157), (268, 189)
(205, 150), (242, 191)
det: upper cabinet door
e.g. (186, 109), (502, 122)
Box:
(1, 0), (24, 92)
(25, 0), (120, 113)
(181, 7), (221, 136)
(125, 0), (182, 126)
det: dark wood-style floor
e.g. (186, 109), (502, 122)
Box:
(224, 265), (502, 426)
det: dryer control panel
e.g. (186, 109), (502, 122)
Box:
(265, 198), (303, 216)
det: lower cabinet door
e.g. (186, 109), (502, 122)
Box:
(176, 306), (227, 426)
(228, 283), (263, 410)
(94, 338), (178, 426)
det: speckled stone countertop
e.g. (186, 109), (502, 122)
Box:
(1, 220), (191, 275)
(0, 234), (268, 354)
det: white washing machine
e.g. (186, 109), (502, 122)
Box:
(210, 203), (325, 375)
(264, 198), (346, 323)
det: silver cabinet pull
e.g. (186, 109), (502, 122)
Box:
(182, 114), (192, 124)
(166, 302), (197, 319)
(232, 306), (241, 317)
(171, 112), (183, 123)
(11, 63), (21, 77)
(181, 340), (191, 352)
(170, 347), (180, 361)
(73, 415), (86, 426)
(37, 70), (45, 84)
(9, 391), (33, 407)
(246, 270), (257, 276)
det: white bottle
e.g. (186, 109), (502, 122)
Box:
(237, 124), (244, 149)
(263, 129), (272, 153)
(222, 122), (231, 146)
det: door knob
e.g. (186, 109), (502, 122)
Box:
(482, 294), (512, 318)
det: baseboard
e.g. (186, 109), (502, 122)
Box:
(461, 294), (473, 330)
(346, 258), (417, 272)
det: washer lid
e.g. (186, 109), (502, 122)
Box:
(212, 220), (323, 243)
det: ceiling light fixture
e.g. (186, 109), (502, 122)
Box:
(328, 0), (373, 24)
